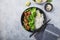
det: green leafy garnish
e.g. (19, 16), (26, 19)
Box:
(47, 0), (52, 2)
(27, 7), (36, 31)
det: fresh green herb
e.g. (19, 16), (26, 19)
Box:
(47, 0), (52, 2)
(27, 7), (36, 31)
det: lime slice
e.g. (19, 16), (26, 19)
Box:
(26, 1), (31, 6)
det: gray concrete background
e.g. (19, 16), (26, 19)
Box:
(0, 0), (60, 40)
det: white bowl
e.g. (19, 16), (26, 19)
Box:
(33, 0), (47, 4)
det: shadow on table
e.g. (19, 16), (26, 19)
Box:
(34, 24), (60, 40)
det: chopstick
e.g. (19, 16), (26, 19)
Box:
(29, 19), (51, 37)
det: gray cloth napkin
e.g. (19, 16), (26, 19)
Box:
(34, 24), (60, 40)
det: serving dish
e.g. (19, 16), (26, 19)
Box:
(21, 7), (46, 32)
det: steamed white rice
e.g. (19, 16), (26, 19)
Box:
(35, 10), (44, 29)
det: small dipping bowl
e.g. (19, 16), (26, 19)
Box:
(44, 3), (53, 12)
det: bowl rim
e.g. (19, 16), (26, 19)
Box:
(33, 0), (47, 4)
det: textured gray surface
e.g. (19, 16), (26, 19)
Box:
(0, 0), (60, 40)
